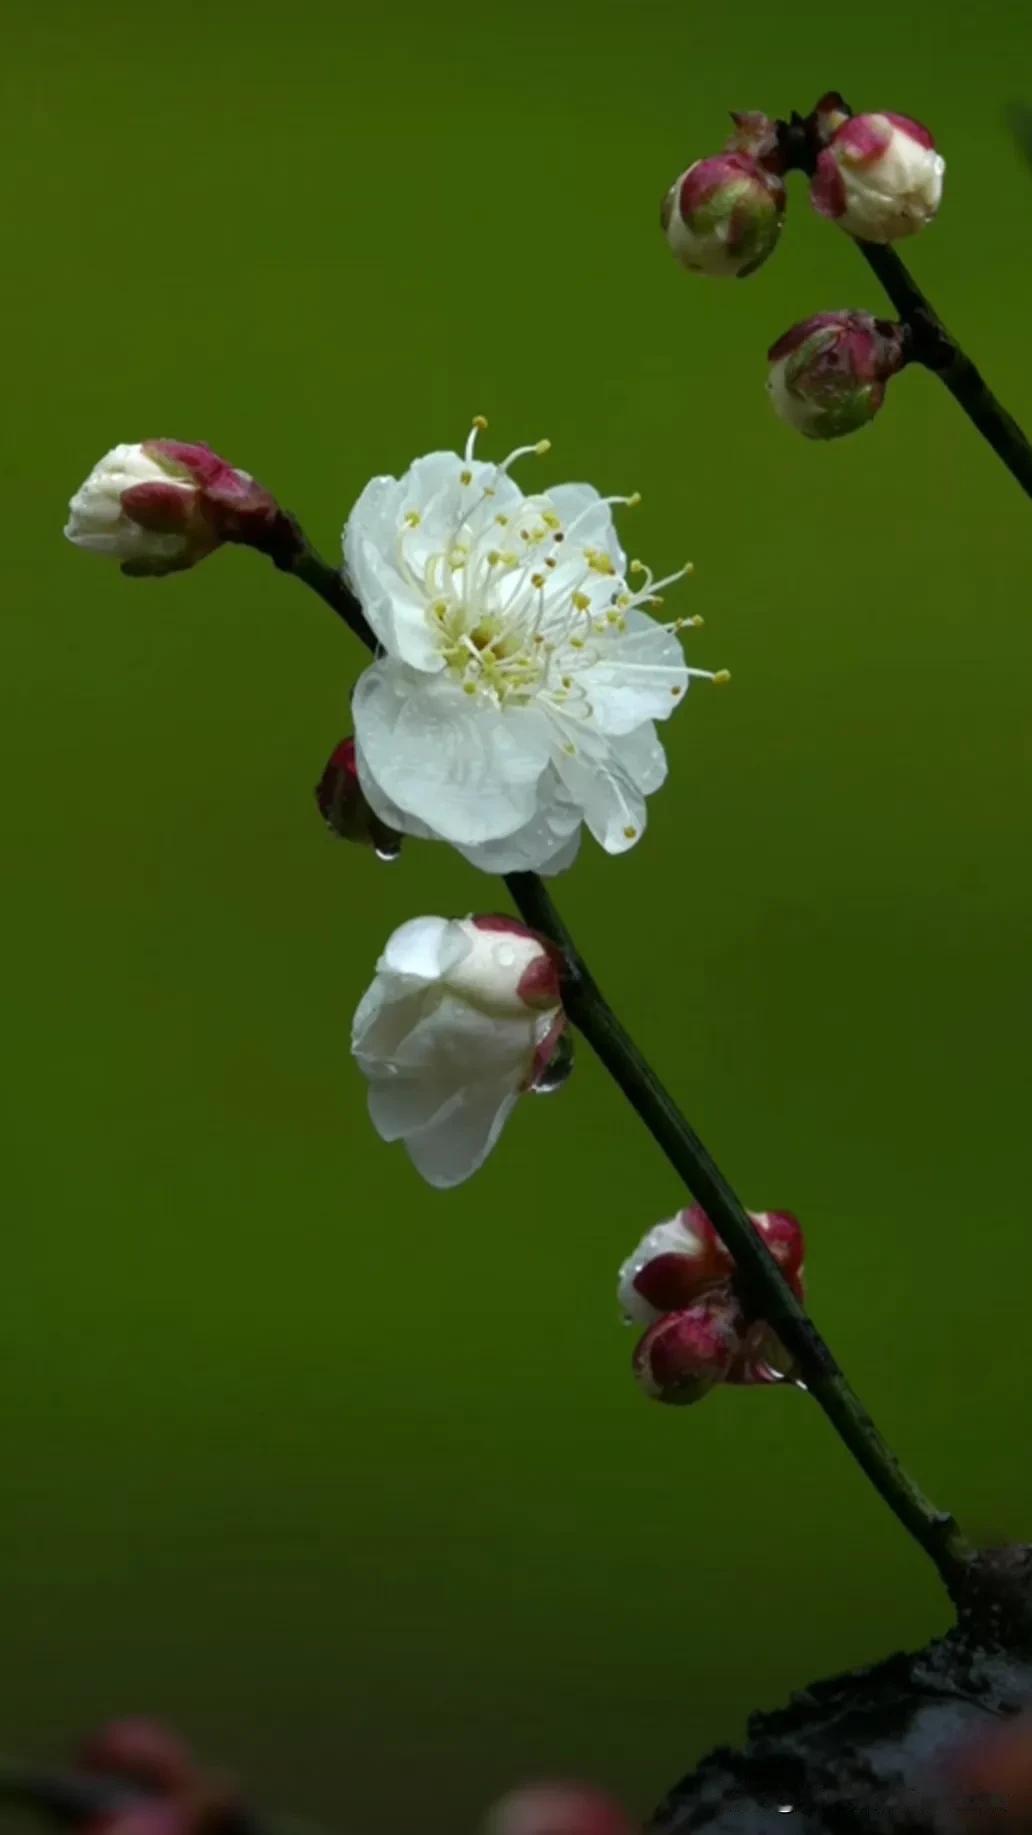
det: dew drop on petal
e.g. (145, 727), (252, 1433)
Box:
(530, 1030), (575, 1094)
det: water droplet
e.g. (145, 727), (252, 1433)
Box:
(777, 1806), (794, 1816)
(530, 1030), (575, 1094)
(375, 846), (400, 862)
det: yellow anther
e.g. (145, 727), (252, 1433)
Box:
(472, 414), (489, 431)
(630, 559), (645, 575)
(542, 511), (561, 530)
(463, 681), (477, 695)
(499, 550), (518, 566)
(626, 491), (642, 508)
(531, 572), (546, 589)
(689, 614), (705, 627)
(545, 557), (557, 569)
(563, 742), (577, 756)
(460, 468), (473, 485)
(671, 685), (683, 697)
(533, 439), (551, 455)
(623, 825), (638, 840)
(572, 591), (591, 612)
(496, 513), (510, 527)
(585, 548), (614, 576)
(562, 676), (573, 689)
(570, 638), (585, 650)
(713, 668), (731, 686)
(404, 510), (421, 528)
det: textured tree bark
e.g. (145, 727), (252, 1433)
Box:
(651, 1549), (1032, 1834)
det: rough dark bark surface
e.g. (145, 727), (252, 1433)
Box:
(651, 1550), (1032, 1835)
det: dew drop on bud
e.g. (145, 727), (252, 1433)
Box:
(530, 1029), (575, 1094)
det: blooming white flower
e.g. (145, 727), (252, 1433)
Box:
(344, 421), (721, 875)
(65, 442), (213, 576)
(812, 112), (944, 244)
(351, 914), (565, 1189)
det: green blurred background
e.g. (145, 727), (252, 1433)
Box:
(3, 0), (1031, 1827)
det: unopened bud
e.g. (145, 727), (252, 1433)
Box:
(619, 1204), (805, 1323)
(316, 738), (402, 859)
(751, 1209), (806, 1296)
(483, 1784), (635, 1835)
(618, 1208), (731, 1325)
(65, 441), (294, 577)
(633, 1293), (744, 1405)
(767, 311), (907, 440)
(726, 111), (784, 171)
(661, 153), (785, 279)
(812, 111), (944, 243)
(80, 1719), (196, 1796)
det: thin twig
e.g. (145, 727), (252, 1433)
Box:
(286, 541), (974, 1593)
(504, 872), (973, 1591)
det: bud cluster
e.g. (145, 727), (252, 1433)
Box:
(660, 92), (944, 445)
(620, 1205), (806, 1405)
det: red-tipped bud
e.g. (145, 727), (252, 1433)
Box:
(633, 1293), (745, 1405)
(661, 153), (785, 279)
(65, 441), (297, 578)
(618, 1205), (805, 1323)
(482, 1783), (635, 1835)
(767, 311), (907, 440)
(618, 1209), (732, 1324)
(316, 738), (402, 858)
(811, 111), (944, 244)
(752, 1209), (806, 1296)
(80, 1720), (197, 1797)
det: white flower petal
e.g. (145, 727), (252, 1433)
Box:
(456, 776), (582, 875)
(609, 721), (668, 795)
(552, 725), (647, 854)
(586, 610), (689, 735)
(381, 915), (470, 982)
(401, 1077), (522, 1189)
(353, 661), (552, 846)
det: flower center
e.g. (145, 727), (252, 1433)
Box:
(393, 421), (698, 714)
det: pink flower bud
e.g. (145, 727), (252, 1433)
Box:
(661, 153), (785, 279)
(751, 1209), (806, 1295)
(767, 311), (907, 440)
(483, 1783), (635, 1835)
(79, 1720), (196, 1796)
(618, 1205), (805, 1324)
(633, 1293), (745, 1405)
(812, 111), (944, 243)
(65, 441), (293, 577)
(316, 738), (402, 859)
(618, 1208), (732, 1325)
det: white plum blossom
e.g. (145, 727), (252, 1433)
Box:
(344, 421), (722, 876)
(351, 914), (566, 1189)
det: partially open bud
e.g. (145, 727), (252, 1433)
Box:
(619, 1204), (804, 1324)
(316, 738), (402, 859)
(661, 154), (785, 279)
(65, 441), (291, 577)
(618, 1209), (731, 1325)
(633, 1293), (745, 1405)
(352, 914), (566, 1188)
(767, 311), (907, 440)
(482, 1784), (635, 1835)
(812, 111), (944, 243)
